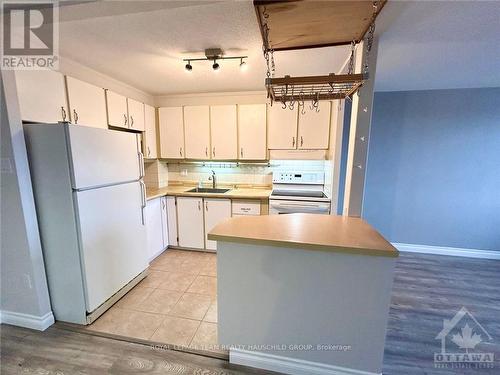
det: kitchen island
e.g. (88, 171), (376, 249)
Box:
(208, 214), (398, 375)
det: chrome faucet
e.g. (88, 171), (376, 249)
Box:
(209, 170), (217, 189)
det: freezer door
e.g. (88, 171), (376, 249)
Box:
(75, 181), (148, 312)
(68, 125), (142, 189)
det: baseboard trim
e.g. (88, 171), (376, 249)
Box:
(230, 349), (380, 375)
(393, 243), (500, 260)
(0, 310), (54, 331)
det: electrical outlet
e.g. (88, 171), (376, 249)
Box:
(1, 158), (13, 174)
(23, 274), (33, 289)
(181, 169), (188, 176)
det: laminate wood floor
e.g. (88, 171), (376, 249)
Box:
(1, 252), (499, 374)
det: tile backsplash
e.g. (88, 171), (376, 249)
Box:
(144, 160), (326, 188)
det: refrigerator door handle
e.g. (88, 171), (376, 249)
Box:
(139, 181), (146, 225)
(138, 151), (145, 178)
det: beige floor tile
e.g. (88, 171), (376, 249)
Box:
(156, 272), (196, 292)
(199, 262), (217, 277)
(135, 289), (183, 315)
(190, 322), (218, 351)
(203, 302), (217, 323)
(114, 286), (154, 310)
(150, 257), (184, 272)
(150, 316), (200, 347)
(137, 271), (171, 289)
(87, 307), (164, 340)
(187, 276), (217, 296)
(174, 261), (204, 275)
(168, 293), (212, 320)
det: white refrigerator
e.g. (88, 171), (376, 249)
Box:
(24, 123), (149, 324)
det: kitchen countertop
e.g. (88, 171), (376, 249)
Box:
(146, 185), (272, 201)
(208, 213), (399, 257)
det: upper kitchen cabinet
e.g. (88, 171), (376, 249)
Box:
(159, 107), (184, 159)
(144, 104), (157, 159)
(238, 104), (267, 160)
(210, 105), (237, 160)
(106, 90), (128, 129)
(268, 105), (298, 149)
(127, 98), (145, 132)
(298, 102), (331, 149)
(15, 70), (68, 123)
(66, 76), (107, 129)
(184, 106), (210, 159)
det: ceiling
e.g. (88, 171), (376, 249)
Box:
(57, 0), (500, 95)
(58, 1), (350, 96)
(375, 0), (500, 91)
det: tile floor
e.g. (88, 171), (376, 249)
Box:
(86, 249), (219, 351)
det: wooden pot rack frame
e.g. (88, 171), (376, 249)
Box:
(254, 0), (387, 102)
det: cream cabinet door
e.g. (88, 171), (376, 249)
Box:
(184, 106), (210, 159)
(204, 198), (231, 251)
(128, 98), (145, 132)
(267, 105), (298, 149)
(210, 105), (237, 160)
(66, 76), (107, 129)
(145, 197), (164, 262)
(15, 70), (68, 123)
(238, 104), (267, 160)
(166, 196), (178, 247)
(298, 102), (331, 149)
(106, 90), (128, 129)
(144, 104), (157, 159)
(177, 197), (205, 249)
(159, 107), (184, 159)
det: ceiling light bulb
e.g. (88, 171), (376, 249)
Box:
(212, 60), (220, 71)
(239, 58), (247, 71)
(185, 62), (192, 72)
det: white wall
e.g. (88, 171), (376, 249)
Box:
(0, 71), (54, 330)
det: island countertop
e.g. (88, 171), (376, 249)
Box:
(208, 213), (399, 257)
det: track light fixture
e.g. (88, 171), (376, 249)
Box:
(239, 57), (247, 71)
(183, 48), (247, 72)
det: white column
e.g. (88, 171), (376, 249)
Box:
(343, 37), (379, 217)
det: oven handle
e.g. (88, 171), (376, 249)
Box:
(270, 201), (330, 213)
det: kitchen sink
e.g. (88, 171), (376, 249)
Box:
(187, 187), (231, 194)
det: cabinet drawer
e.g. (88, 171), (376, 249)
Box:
(232, 200), (261, 216)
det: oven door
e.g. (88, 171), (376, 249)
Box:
(269, 199), (330, 215)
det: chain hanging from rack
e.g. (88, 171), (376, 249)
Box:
(261, 0), (380, 111)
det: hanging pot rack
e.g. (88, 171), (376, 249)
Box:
(254, 0), (387, 108)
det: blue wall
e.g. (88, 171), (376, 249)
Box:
(363, 88), (500, 251)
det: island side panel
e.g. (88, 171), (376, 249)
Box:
(217, 242), (396, 374)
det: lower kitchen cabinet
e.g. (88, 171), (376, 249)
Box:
(166, 196), (178, 246)
(204, 198), (231, 250)
(145, 196), (168, 261)
(176, 197), (205, 249)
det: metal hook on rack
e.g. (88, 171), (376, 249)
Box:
(288, 87), (295, 110)
(299, 90), (305, 115)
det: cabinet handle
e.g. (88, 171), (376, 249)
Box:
(124, 114), (128, 126)
(240, 147), (243, 158)
(205, 147), (208, 157)
(61, 107), (66, 122)
(162, 199), (165, 209)
(130, 115), (134, 127)
(73, 109), (79, 124)
(198, 201), (201, 210)
(292, 137), (295, 147)
(147, 146), (151, 157)
(213, 146), (216, 158)
(205, 202), (208, 211)
(179, 147), (183, 157)
(300, 136), (303, 147)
